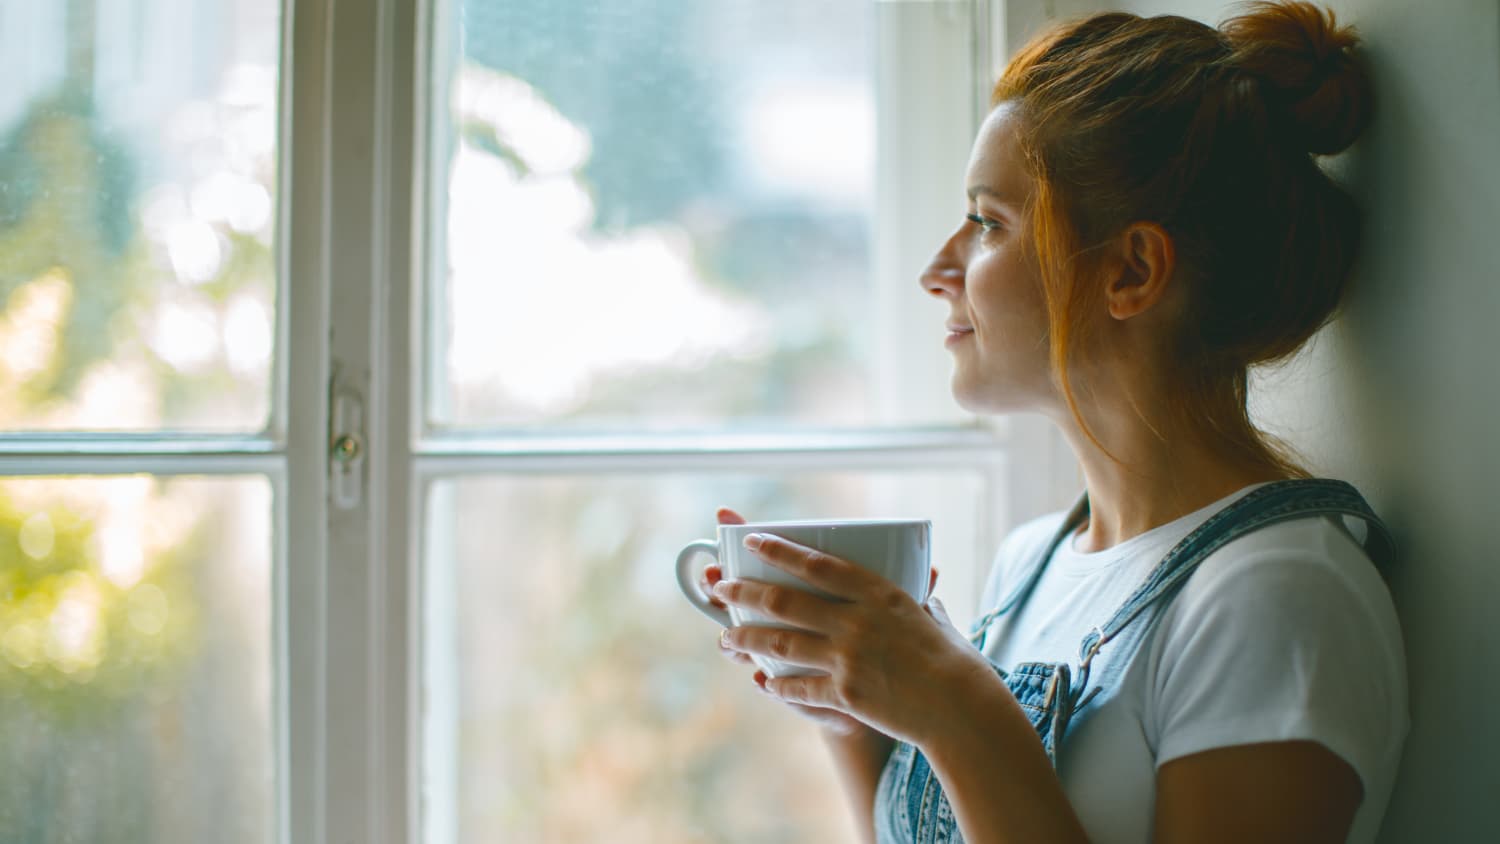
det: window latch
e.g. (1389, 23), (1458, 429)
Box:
(329, 369), (366, 510)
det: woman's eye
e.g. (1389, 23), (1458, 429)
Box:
(966, 212), (1002, 234)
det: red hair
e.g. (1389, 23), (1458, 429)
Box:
(992, 1), (1373, 477)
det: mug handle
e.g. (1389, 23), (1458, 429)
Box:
(675, 539), (732, 627)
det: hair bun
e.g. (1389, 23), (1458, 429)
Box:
(1218, 0), (1373, 155)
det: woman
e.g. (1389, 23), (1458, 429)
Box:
(697, 2), (1407, 842)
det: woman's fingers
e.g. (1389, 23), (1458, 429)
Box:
(753, 670), (867, 735)
(700, 563), (728, 610)
(721, 623), (833, 671)
(741, 533), (869, 600)
(705, 507), (747, 609)
(718, 634), (755, 665)
(712, 578), (840, 634)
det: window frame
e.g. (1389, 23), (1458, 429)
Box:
(397, 3), (1073, 842)
(0, 1), (1088, 842)
(295, 0), (1087, 841)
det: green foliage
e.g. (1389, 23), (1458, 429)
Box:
(0, 84), (269, 840)
(0, 93), (148, 398)
(0, 488), (199, 719)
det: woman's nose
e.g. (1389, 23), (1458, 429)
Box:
(919, 227), (967, 299)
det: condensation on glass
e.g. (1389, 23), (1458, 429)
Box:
(431, 0), (894, 432)
(0, 475), (273, 843)
(422, 469), (991, 843)
(0, 0), (280, 433)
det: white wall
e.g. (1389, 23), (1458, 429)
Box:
(1006, 0), (1500, 839)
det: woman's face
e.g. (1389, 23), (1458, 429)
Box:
(920, 102), (1056, 415)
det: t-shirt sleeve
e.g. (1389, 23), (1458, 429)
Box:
(1146, 547), (1405, 795)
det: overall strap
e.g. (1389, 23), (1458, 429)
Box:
(1073, 477), (1395, 667)
(968, 493), (1091, 646)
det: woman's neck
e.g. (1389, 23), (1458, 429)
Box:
(1055, 415), (1291, 554)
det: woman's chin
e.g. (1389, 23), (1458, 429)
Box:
(951, 380), (1031, 415)
(954, 386), (1014, 416)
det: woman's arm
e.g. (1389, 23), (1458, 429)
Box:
(918, 665), (1091, 844)
(820, 725), (896, 844)
(1153, 740), (1361, 843)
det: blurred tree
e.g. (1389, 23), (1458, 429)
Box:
(0, 93), (145, 400)
(0, 1), (274, 837)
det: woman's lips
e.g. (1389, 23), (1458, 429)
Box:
(945, 327), (974, 345)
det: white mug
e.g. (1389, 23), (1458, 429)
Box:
(675, 519), (932, 678)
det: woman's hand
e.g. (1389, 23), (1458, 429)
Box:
(712, 519), (990, 747)
(705, 507), (941, 738)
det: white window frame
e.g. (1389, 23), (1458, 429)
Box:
(0, 1), (1088, 842)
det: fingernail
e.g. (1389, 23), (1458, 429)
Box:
(720, 628), (733, 648)
(743, 533), (764, 550)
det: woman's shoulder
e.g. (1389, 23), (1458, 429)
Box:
(1152, 512), (1407, 679)
(1174, 513), (1397, 615)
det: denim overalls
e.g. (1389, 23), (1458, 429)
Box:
(872, 478), (1395, 844)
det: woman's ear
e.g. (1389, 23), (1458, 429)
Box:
(1104, 221), (1176, 321)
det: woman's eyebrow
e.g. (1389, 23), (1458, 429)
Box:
(966, 185), (1016, 207)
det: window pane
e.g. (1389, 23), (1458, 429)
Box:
(0, 0), (280, 432)
(424, 469), (997, 843)
(431, 0), (967, 431)
(0, 475), (272, 842)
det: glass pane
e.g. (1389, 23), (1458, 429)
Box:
(0, 475), (272, 842)
(0, 0), (280, 432)
(432, 0), (965, 431)
(424, 469), (999, 843)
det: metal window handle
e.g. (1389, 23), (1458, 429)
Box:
(329, 378), (366, 510)
(332, 434), (363, 464)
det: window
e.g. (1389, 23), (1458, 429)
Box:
(0, 0), (280, 841)
(420, 3), (1005, 840)
(2, 0), (1081, 841)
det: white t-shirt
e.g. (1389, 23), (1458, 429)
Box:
(976, 482), (1409, 844)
